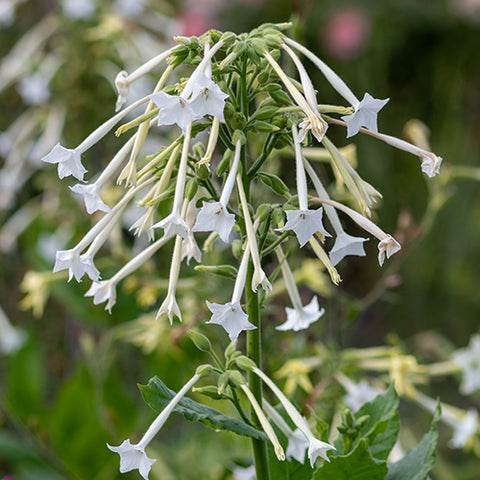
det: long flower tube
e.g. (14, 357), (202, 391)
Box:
(252, 367), (335, 467)
(108, 366), (210, 479)
(310, 197), (401, 266)
(303, 158), (367, 266)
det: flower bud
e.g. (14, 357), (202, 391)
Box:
(224, 341), (238, 360)
(185, 178), (198, 201)
(227, 370), (246, 387)
(188, 330), (213, 352)
(195, 364), (213, 378)
(217, 372), (230, 395)
(235, 355), (257, 371)
(194, 264), (238, 280)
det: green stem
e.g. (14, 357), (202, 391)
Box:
(246, 261), (270, 480)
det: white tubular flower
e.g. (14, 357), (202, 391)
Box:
(265, 51), (327, 143)
(277, 125), (330, 248)
(157, 198), (191, 323)
(151, 123), (192, 240)
(281, 43), (328, 143)
(53, 248), (100, 283)
(275, 247), (324, 332)
(41, 96), (149, 181)
(340, 93), (389, 138)
(41, 143), (86, 181)
(0, 305), (27, 355)
(192, 139), (240, 243)
(70, 133), (138, 214)
(85, 280), (117, 313)
(253, 367), (335, 467)
(329, 118), (443, 178)
(86, 233), (172, 312)
(263, 400), (309, 464)
(452, 334), (480, 395)
(239, 384), (286, 462)
(313, 197), (400, 266)
(336, 373), (380, 413)
(284, 38), (389, 138)
(113, 47), (175, 111)
(206, 240), (256, 342)
(108, 372), (201, 479)
(70, 183), (110, 214)
(328, 231), (368, 267)
(149, 41), (228, 133)
(237, 175), (272, 294)
(181, 200), (201, 265)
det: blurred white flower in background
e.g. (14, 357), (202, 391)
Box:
(61, 0), (96, 20)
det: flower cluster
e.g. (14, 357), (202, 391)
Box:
(39, 24), (444, 477)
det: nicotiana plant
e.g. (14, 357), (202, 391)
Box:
(39, 22), (456, 479)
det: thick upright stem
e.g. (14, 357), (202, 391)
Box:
(246, 260), (270, 480)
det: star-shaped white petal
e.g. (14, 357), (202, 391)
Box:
(276, 297), (324, 332)
(206, 300), (256, 342)
(329, 231), (368, 266)
(70, 183), (110, 214)
(341, 93), (389, 138)
(107, 439), (156, 480)
(151, 213), (189, 240)
(452, 334), (480, 394)
(278, 208), (331, 248)
(189, 74), (229, 121)
(307, 438), (335, 467)
(285, 428), (309, 464)
(377, 235), (401, 266)
(149, 92), (199, 133)
(85, 280), (117, 313)
(53, 249), (100, 282)
(192, 201), (236, 243)
(41, 143), (87, 181)
(157, 293), (182, 324)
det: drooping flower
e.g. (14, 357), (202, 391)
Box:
(206, 301), (255, 343)
(151, 122), (192, 240)
(192, 139), (241, 243)
(70, 183), (110, 214)
(284, 38), (388, 139)
(41, 96), (150, 181)
(328, 232), (368, 267)
(311, 197), (400, 266)
(263, 400), (309, 464)
(181, 200), (201, 265)
(85, 280), (117, 313)
(252, 367), (335, 467)
(275, 246), (324, 332)
(237, 176), (272, 293)
(265, 50), (328, 144)
(42, 143), (87, 181)
(205, 240), (256, 341)
(276, 125), (331, 248)
(149, 41), (228, 133)
(341, 93), (389, 138)
(53, 248), (100, 282)
(108, 370), (203, 479)
(452, 334), (480, 394)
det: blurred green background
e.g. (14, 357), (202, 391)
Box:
(1, 0), (480, 479)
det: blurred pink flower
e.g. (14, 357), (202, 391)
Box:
(176, 6), (215, 37)
(322, 6), (370, 60)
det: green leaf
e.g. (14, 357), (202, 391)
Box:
(385, 404), (440, 480)
(140, 376), (267, 440)
(334, 383), (399, 460)
(268, 446), (314, 480)
(314, 440), (388, 480)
